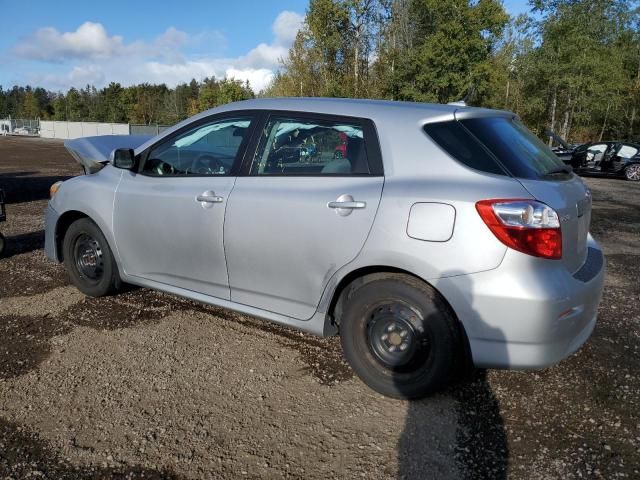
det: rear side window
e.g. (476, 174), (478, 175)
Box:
(423, 121), (505, 175)
(424, 117), (569, 180)
(250, 116), (371, 176)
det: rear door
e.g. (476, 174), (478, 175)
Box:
(224, 112), (384, 320)
(614, 144), (640, 172)
(459, 114), (591, 273)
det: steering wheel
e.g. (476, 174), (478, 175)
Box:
(146, 159), (175, 176)
(191, 154), (224, 175)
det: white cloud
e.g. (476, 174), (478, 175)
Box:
(273, 11), (304, 46)
(16, 10), (304, 93)
(15, 22), (124, 61)
(236, 11), (304, 70)
(225, 68), (275, 92)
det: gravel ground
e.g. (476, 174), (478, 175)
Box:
(0, 136), (638, 479)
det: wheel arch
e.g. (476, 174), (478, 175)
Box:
(54, 209), (117, 264)
(54, 210), (89, 261)
(324, 265), (472, 364)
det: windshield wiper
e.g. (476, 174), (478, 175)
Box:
(544, 166), (572, 176)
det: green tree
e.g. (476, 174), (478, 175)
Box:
(391, 0), (508, 103)
(22, 90), (40, 118)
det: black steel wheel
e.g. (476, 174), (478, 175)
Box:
(73, 233), (105, 282)
(367, 302), (429, 371)
(339, 273), (462, 399)
(63, 218), (119, 297)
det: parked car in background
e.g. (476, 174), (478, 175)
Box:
(568, 142), (640, 181)
(547, 130), (640, 181)
(45, 98), (605, 399)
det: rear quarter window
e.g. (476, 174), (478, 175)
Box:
(424, 117), (569, 180)
(423, 121), (505, 176)
(461, 117), (568, 180)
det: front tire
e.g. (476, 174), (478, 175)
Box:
(339, 273), (461, 399)
(624, 164), (640, 181)
(63, 218), (119, 297)
(0, 232), (5, 257)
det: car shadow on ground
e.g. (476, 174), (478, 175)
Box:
(397, 371), (508, 479)
(1, 230), (44, 257)
(0, 172), (73, 204)
(396, 272), (509, 479)
(0, 417), (178, 479)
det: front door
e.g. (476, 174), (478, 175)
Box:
(113, 114), (255, 299)
(585, 143), (608, 171)
(224, 113), (384, 320)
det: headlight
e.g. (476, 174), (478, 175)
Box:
(50, 181), (63, 199)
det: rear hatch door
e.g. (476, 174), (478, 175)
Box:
(517, 176), (591, 273)
(457, 112), (591, 273)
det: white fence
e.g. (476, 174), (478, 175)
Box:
(40, 121), (129, 139)
(1, 118), (40, 136)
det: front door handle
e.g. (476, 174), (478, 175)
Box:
(196, 191), (224, 209)
(328, 194), (366, 216)
(196, 195), (223, 203)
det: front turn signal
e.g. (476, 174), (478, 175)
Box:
(50, 181), (63, 199)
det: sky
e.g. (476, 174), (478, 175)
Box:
(0, 0), (530, 93)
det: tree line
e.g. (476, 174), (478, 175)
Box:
(1, 0), (639, 142)
(0, 78), (254, 126)
(268, 0), (640, 142)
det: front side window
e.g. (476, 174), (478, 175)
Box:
(250, 116), (370, 176)
(143, 117), (252, 176)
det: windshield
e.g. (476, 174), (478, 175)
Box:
(461, 117), (569, 179)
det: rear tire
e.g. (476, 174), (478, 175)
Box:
(624, 164), (640, 181)
(339, 273), (460, 399)
(63, 218), (119, 297)
(0, 232), (5, 257)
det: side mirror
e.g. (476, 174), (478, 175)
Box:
(111, 148), (136, 170)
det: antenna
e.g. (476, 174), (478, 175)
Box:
(447, 84), (477, 107)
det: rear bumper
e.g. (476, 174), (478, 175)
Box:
(435, 235), (605, 369)
(44, 203), (61, 262)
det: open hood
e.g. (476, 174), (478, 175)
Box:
(64, 135), (152, 173)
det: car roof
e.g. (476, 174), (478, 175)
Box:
(134, 97), (514, 160)
(210, 97), (506, 121)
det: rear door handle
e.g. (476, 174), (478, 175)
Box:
(328, 201), (366, 209)
(328, 194), (366, 216)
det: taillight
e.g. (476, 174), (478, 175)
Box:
(476, 199), (562, 259)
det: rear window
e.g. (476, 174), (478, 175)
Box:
(424, 117), (569, 180)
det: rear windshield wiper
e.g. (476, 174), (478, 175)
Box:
(543, 166), (572, 177)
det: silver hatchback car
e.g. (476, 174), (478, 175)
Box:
(45, 98), (605, 399)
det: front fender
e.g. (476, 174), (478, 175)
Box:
(47, 166), (122, 266)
